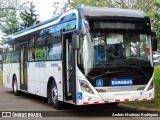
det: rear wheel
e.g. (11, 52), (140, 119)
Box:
(49, 81), (63, 109)
(13, 76), (20, 96)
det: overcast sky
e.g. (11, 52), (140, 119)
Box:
(24, 0), (66, 22)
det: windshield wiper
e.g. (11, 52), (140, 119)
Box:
(90, 71), (125, 80)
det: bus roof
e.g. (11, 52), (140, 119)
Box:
(79, 7), (149, 18)
(5, 7), (149, 43)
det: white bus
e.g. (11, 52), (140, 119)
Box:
(3, 7), (157, 109)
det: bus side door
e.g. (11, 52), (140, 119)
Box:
(20, 44), (28, 90)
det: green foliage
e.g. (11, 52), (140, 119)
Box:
(68, 0), (113, 8)
(0, 9), (20, 35)
(19, 2), (40, 30)
(0, 0), (22, 35)
(0, 1), (40, 35)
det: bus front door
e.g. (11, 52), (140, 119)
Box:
(20, 44), (28, 90)
(63, 35), (74, 101)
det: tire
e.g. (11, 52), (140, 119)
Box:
(12, 76), (20, 96)
(49, 81), (63, 109)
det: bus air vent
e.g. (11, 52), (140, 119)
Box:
(96, 89), (106, 93)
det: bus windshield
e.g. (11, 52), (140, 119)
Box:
(79, 18), (152, 76)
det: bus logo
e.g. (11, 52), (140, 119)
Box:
(2, 112), (11, 117)
(111, 79), (133, 86)
(96, 79), (103, 87)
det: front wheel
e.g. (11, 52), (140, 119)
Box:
(12, 76), (20, 96)
(49, 81), (63, 109)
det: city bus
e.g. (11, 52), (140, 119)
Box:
(3, 7), (157, 109)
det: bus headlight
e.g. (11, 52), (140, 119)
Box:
(79, 80), (94, 94)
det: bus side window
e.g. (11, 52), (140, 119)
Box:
(47, 43), (62, 60)
(35, 47), (46, 61)
(28, 38), (35, 61)
(47, 32), (61, 61)
(28, 48), (35, 61)
(12, 52), (19, 63)
(3, 54), (6, 63)
(5, 53), (11, 63)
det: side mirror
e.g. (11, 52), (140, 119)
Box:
(151, 32), (157, 51)
(72, 35), (80, 50)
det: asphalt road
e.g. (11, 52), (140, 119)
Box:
(0, 86), (159, 120)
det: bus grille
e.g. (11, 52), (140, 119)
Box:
(96, 89), (106, 93)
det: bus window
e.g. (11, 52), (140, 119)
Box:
(36, 36), (46, 46)
(28, 48), (35, 61)
(14, 43), (20, 51)
(47, 43), (62, 61)
(35, 47), (46, 61)
(94, 45), (105, 62)
(47, 32), (62, 61)
(12, 52), (19, 63)
(47, 33), (61, 44)
(28, 37), (35, 48)
(5, 53), (12, 63)
(130, 34), (147, 58)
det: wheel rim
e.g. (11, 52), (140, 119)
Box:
(51, 86), (58, 103)
(13, 80), (17, 92)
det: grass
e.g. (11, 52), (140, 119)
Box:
(0, 70), (3, 86)
(122, 66), (160, 110)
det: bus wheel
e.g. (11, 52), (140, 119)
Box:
(13, 76), (20, 96)
(50, 81), (63, 109)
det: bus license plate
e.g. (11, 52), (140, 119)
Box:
(111, 79), (133, 86)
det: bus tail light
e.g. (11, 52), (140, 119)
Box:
(147, 48), (150, 55)
(83, 102), (89, 104)
(124, 99), (129, 102)
(143, 98), (147, 100)
(135, 98), (139, 101)
(115, 99), (120, 102)
(94, 102), (99, 104)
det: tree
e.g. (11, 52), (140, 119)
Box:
(19, 2), (40, 30)
(0, 9), (19, 35)
(0, 0), (26, 22)
(0, 1), (40, 35)
(52, 1), (70, 16)
(0, 0), (20, 34)
(0, 0), (20, 11)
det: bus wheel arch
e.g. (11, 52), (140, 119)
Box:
(47, 77), (63, 109)
(12, 74), (20, 96)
